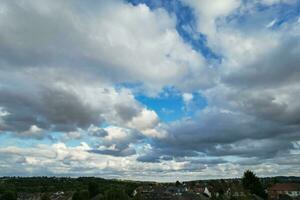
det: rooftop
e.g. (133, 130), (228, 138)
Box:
(269, 183), (300, 191)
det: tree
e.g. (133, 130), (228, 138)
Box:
(175, 181), (181, 187)
(88, 181), (100, 198)
(72, 191), (81, 200)
(1, 191), (17, 200)
(242, 170), (266, 199)
(41, 193), (51, 200)
(72, 190), (89, 200)
(104, 188), (129, 200)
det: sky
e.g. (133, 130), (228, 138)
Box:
(0, 0), (300, 182)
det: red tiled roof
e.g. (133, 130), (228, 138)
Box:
(269, 183), (300, 191)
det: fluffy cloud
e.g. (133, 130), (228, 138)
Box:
(137, 0), (300, 171)
(0, 76), (153, 134)
(0, 0), (213, 94)
(0, 142), (299, 180)
(0, 0), (208, 136)
(181, 0), (241, 37)
(182, 93), (193, 105)
(0, 0), (300, 180)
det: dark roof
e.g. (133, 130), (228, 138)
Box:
(269, 183), (300, 191)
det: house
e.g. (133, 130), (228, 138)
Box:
(268, 183), (300, 200)
(192, 186), (205, 194)
(135, 185), (174, 200)
(203, 187), (212, 198)
(190, 185), (212, 197)
(166, 185), (188, 196)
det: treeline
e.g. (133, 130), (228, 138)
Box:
(72, 182), (132, 200)
(0, 177), (141, 200)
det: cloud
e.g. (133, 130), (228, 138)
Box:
(0, 0), (208, 139)
(260, 0), (296, 5)
(135, 0), (299, 166)
(91, 126), (143, 156)
(181, 0), (241, 37)
(0, 141), (298, 180)
(182, 93), (193, 105)
(0, 0), (214, 94)
(0, 0), (300, 180)
(126, 109), (160, 136)
(17, 125), (44, 140)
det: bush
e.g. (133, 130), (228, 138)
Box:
(1, 191), (17, 200)
(88, 182), (100, 198)
(104, 188), (129, 200)
(41, 193), (51, 200)
(72, 190), (89, 200)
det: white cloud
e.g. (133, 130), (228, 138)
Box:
(0, 0), (212, 94)
(182, 93), (193, 105)
(0, 107), (9, 130)
(181, 0), (241, 37)
(0, 142), (299, 181)
(266, 19), (277, 28)
(18, 125), (44, 139)
(127, 109), (159, 131)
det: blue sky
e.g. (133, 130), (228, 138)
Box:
(127, 0), (221, 60)
(0, 0), (300, 181)
(136, 88), (207, 122)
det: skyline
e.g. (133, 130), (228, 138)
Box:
(0, 0), (300, 182)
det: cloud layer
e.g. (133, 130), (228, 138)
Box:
(0, 0), (299, 181)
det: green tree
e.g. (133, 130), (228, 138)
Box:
(41, 193), (51, 200)
(1, 191), (17, 200)
(72, 191), (81, 200)
(72, 190), (89, 200)
(88, 181), (100, 198)
(242, 170), (266, 199)
(104, 188), (129, 200)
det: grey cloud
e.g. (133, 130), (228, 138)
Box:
(90, 127), (144, 157)
(89, 147), (136, 157)
(0, 0), (212, 93)
(114, 103), (141, 122)
(136, 146), (198, 163)
(223, 35), (300, 89)
(137, 154), (161, 163)
(140, 108), (300, 162)
(206, 138), (294, 158)
(89, 129), (108, 138)
(188, 158), (226, 165)
(0, 84), (102, 133)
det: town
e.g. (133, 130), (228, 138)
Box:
(0, 171), (299, 200)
